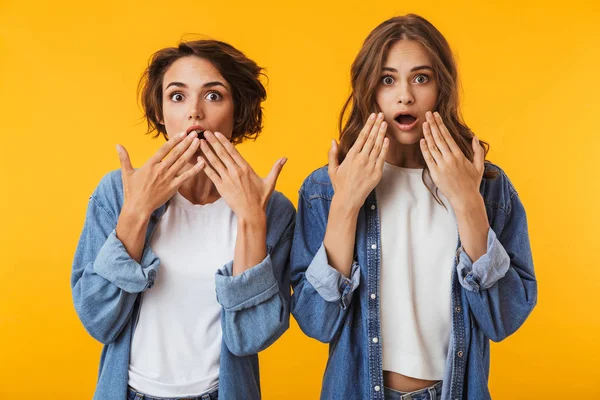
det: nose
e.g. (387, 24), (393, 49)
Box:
(396, 82), (415, 105)
(187, 99), (205, 121)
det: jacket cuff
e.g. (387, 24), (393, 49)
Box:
(457, 228), (510, 292)
(215, 254), (279, 311)
(93, 229), (159, 293)
(305, 243), (360, 309)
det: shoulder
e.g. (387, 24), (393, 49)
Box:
(299, 165), (334, 201)
(267, 190), (295, 218)
(89, 169), (125, 223)
(480, 162), (520, 213)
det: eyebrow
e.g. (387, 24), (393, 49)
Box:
(164, 81), (228, 90)
(382, 66), (434, 73)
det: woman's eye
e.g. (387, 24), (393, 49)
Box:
(170, 93), (184, 102)
(382, 76), (395, 85)
(415, 74), (429, 84)
(205, 92), (222, 101)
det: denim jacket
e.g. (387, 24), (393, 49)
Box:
(290, 163), (537, 400)
(71, 169), (295, 400)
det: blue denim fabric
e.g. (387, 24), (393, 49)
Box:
(290, 163), (537, 400)
(384, 381), (442, 400)
(72, 169), (295, 400)
(127, 386), (218, 400)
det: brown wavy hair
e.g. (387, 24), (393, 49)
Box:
(338, 14), (498, 198)
(138, 39), (267, 145)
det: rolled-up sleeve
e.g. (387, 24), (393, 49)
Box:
(94, 229), (160, 293)
(305, 243), (360, 309)
(457, 228), (510, 292)
(215, 254), (279, 312)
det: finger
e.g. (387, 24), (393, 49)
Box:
(420, 138), (438, 169)
(204, 131), (237, 170)
(197, 156), (222, 185)
(375, 137), (390, 170)
(472, 136), (485, 174)
(349, 112), (377, 154)
(199, 139), (226, 177)
(434, 112), (461, 154)
(169, 136), (200, 176)
(328, 139), (339, 176)
(264, 158), (287, 191)
(362, 113), (385, 155)
(214, 131), (247, 168)
(162, 131), (198, 168)
(423, 122), (443, 164)
(425, 112), (451, 155)
(369, 119), (388, 159)
(173, 157), (205, 187)
(116, 144), (134, 173)
(150, 130), (190, 164)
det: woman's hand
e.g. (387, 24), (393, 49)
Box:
(199, 130), (287, 275)
(199, 131), (286, 222)
(322, 112), (389, 278)
(420, 111), (489, 262)
(420, 111), (485, 209)
(116, 130), (205, 218)
(328, 112), (389, 211)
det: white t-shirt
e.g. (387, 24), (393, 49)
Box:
(376, 162), (457, 380)
(128, 190), (237, 397)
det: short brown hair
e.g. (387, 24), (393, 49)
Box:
(138, 40), (267, 144)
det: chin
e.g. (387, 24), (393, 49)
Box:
(389, 129), (423, 146)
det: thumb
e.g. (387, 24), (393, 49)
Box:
(265, 157), (287, 191)
(116, 144), (134, 173)
(328, 139), (339, 176)
(472, 136), (484, 174)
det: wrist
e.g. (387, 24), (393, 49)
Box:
(331, 193), (361, 218)
(451, 191), (484, 214)
(237, 210), (267, 230)
(120, 201), (151, 223)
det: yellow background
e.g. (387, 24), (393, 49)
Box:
(1, 0), (599, 398)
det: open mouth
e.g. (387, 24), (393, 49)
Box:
(186, 125), (206, 139)
(393, 112), (418, 131)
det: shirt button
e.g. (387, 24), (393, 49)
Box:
(372, 337), (378, 343)
(370, 293), (376, 299)
(374, 386), (381, 392)
(370, 205), (376, 210)
(457, 351), (464, 358)
(455, 307), (461, 313)
(371, 244), (377, 250)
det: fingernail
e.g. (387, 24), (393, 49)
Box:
(215, 131), (222, 137)
(378, 112), (384, 119)
(281, 157), (288, 165)
(179, 132), (186, 138)
(369, 113), (376, 120)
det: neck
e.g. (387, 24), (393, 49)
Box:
(176, 164), (221, 205)
(385, 137), (425, 169)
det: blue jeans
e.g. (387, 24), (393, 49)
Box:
(127, 386), (218, 400)
(383, 381), (442, 400)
